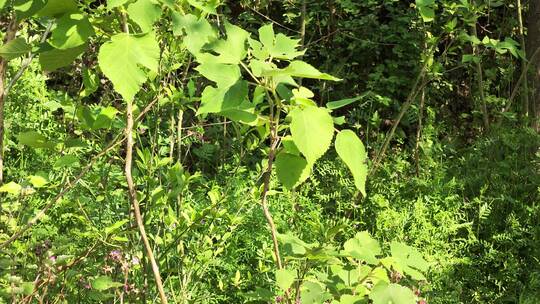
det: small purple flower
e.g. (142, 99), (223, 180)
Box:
(109, 250), (122, 261)
(131, 257), (140, 265)
(49, 255), (57, 263)
(84, 283), (91, 289)
(275, 296), (283, 303)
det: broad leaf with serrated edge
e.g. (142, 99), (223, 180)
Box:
(275, 268), (295, 291)
(335, 130), (367, 196)
(290, 106), (334, 163)
(342, 231), (380, 264)
(275, 152), (310, 189)
(370, 283), (416, 304)
(98, 32), (159, 101)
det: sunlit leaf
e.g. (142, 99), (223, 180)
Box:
(335, 130), (368, 196)
(290, 106), (334, 163)
(98, 32), (160, 101)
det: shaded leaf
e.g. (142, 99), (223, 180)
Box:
(275, 152), (311, 190)
(0, 38), (31, 60)
(49, 13), (94, 49)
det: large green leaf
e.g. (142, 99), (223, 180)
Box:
(258, 24), (305, 60)
(127, 0), (162, 32)
(37, 0), (79, 17)
(389, 242), (429, 280)
(50, 14), (95, 49)
(13, 0), (46, 19)
(290, 106), (334, 163)
(98, 32), (159, 101)
(0, 38), (31, 60)
(198, 22), (249, 64)
(0, 0), (7, 9)
(39, 44), (86, 71)
(275, 268), (295, 291)
(195, 62), (240, 87)
(335, 130), (368, 196)
(370, 283), (416, 304)
(172, 13), (216, 56)
(342, 231), (381, 264)
(275, 152), (311, 190)
(197, 80), (248, 114)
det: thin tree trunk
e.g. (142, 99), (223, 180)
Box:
(120, 12), (168, 304)
(0, 16), (18, 185)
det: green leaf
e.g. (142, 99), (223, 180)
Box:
(195, 62), (241, 87)
(264, 60), (340, 81)
(14, 0), (46, 19)
(418, 6), (435, 22)
(50, 14), (95, 49)
(54, 154), (80, 168)
(186, 0), (219, 15)
(127, 0), (162, 32)
(98, 32), (160, 101)
(172, 13), (216, 56)
(0, 181), (22, 195)
(390, 242), (429, 280)
(342, 231), (381, 264)
(199, 22), (248, 64)
(92, 106), (119, 129)
(258, 24), (304, 60)
(107, 0), (130, 9)
(17, 131), (55, 149)
(275, 268), (296, 291)
(81, 68), (99, 97)
(105, 219), (129, 234)
(301, 281), (333, 304)
(0, 38), (31, 60)
(28, 173), (48, 188)
(335, 130), (368, 196)
(326, 96), (364, 110)
(39, 44), (87, 71)
(339, 294), (367, 304)
(370, 283), (416, 304)
(0, 0), (7, 10)
(37, 0), (79, 17)
(290, 106), (334, 163)
(197, 80), (248, 115)
(91, 276), (123, 291)
(275, 152), (311, 190)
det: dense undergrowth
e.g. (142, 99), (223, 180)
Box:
(1, 0), (540, 303)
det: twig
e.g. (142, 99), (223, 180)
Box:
(4, 21), (53, 96)
(370, 68), (428, 175)
(248, 7), (300, 34)
(503, 47), (540, 112)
